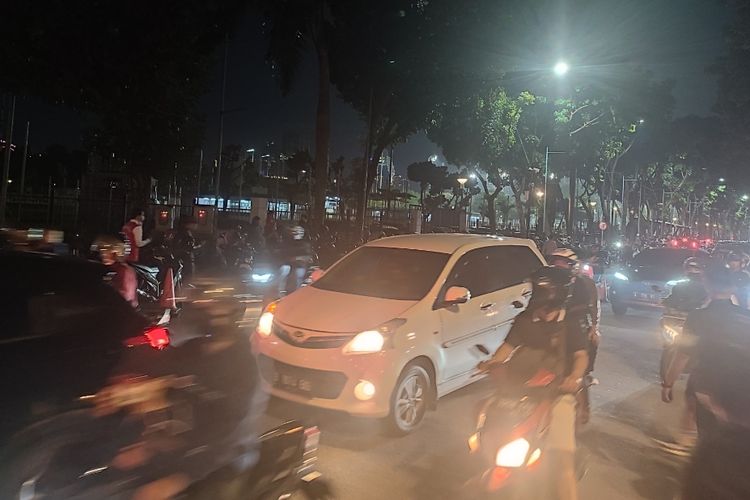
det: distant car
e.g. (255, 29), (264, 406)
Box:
(608, 247), (710, 316)
(252, 234), (545, 434)
(711, 240), (750, 260)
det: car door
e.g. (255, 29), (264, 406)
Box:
(437, 245), (543, 381)
(437, 247), (506, 381)
(481, 245), (544, 347)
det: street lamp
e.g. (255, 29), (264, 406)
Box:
(553, 61), (569, 77)
(457, 177), (468, 187)
(719, 178), (726, 183)
(536, 190), (544, 198)
(743, 194), (749, 201)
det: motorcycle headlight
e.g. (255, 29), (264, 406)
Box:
(495, 438), (530, 468)
(251, 272), (274, 283)
(614, 272), (629, 281)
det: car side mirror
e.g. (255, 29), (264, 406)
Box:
(443, 286), (471, 307)
(308, 268), (325, 283)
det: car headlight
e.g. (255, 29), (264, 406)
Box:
(495, 438), (530, 468)
(256, 301), (278, 337)
(344, 330), (385, 354)
(666, 279), (688, 287)
(614, 272), (629, 281)
(342, 319), (406, 355)
(251, 272), (274, 283)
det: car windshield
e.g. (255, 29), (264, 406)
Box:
(312, 247), (450, 300)
(632, 249), (708, 277)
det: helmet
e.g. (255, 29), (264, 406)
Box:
(726, 251), (745, 264)
(549, 248), (579, 270)
(683, 257), (705, 278)
(527, 266), (574, 311)
(91, 235), (130, 260)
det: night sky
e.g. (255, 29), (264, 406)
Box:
(11, 0), (731, 175)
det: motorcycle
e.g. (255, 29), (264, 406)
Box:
(467, 346), (594, 498)
(132, 244), (184, 304)
(11, 374), (331, 500)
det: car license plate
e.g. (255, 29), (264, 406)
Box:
(274, 370), (312, 394)
(635, 292), (655, 301)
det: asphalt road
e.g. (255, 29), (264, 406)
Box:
(255, 306), (690, 500)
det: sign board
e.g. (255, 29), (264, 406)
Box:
(599, 221), (608, 231)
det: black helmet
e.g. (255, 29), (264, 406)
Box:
(683, 257), (705, 277)
(527, 266), (574, 311)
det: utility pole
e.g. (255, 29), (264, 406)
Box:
(386, 145), (394, 220)
(0, 95), (16, 226)
(542, 147), (565, 235)
(214, 33), (229, 217)
(196, 148), (203, 202)
(20, 121), (29, 194)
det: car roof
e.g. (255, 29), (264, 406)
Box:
(1, 251), (106, 287)
(364, 233), (536, 254)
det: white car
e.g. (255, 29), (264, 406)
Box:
(251, 234), (545, 434)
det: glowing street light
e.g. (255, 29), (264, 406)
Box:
(742, 194), (749, 201)
(536, 190), (544, 198)
(719, 177), (726, 183)
(457, 177), (468, 187)
(553, 61), (569, 77)
(589, 201), (597, 207)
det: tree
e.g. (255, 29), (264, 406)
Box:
(261, 0), (333, 232)
(429, 87), (525, 231)
(1, 0), (244, 196)
(330, 0), (509, 228)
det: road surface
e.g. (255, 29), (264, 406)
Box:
(252, 306), (689, 500)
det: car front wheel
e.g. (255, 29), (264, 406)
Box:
(385, 363), (431, 436)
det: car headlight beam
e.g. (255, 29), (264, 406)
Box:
(613, 272), (629, 281)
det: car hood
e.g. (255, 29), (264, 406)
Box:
(275, 286), (418, 333)
(628, 266), (682, 283)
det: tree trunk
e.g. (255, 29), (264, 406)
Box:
(486, 193), (498, 231)
(311, 44), (330, 234)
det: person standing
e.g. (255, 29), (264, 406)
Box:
(93, 235), (138, 308)
(122, 208), (152, 263)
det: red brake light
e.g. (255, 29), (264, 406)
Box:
(145, 326), (170, 349)
(671, 240), (679, 247)
(125, 326), (170, 349)
(691, 241), (698, 249)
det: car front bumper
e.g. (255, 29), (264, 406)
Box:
(251, 331), (403, 418)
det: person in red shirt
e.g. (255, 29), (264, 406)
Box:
(122, 208), (152, 263)
(93, 235), (138, 308)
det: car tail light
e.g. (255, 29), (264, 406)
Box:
(124, 326), (170, 350)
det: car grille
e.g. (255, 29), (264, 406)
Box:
(273, 323), (354, 349)
(258, 355), (348, 400)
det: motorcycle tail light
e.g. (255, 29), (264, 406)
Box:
(124, 326), (170, 350)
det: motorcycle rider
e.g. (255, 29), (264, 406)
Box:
(122, 208), (152, 263)
(663, 257), (708, 312)
(657, 257), (707, 455)
(93, 235), (138, 308)
(726, 251), (750, 309)
(548, 248), (600, 425)
(480, 267), (589, 500)
(111, 297), (267, 500)
(276, 223), (313, 295)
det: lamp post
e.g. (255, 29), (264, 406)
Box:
(457, 177), (468, 231)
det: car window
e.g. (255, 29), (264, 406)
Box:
(444, 248), (498, 298)
(492, 245), (544, 287)
(313, 246), (450, 300)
